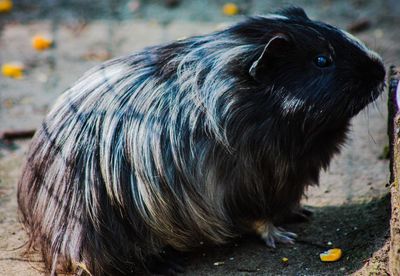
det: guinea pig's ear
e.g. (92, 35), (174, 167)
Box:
(276, 7), (309, 20)
(249, 34), (290, 81)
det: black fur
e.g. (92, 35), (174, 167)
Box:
(17, 7), (385, 275)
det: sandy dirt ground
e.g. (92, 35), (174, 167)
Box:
(0, 0), (399, 275)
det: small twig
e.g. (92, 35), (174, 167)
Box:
(347, 19), (371, 34)
(237, 268), (259, 273)
(0, 257), (42, 263)
(0, 129), (36, 140)
(0, 241), (28, 251)
(165, 0), (180, 8)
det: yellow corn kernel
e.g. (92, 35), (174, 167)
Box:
(1, 63), (24, 79)
(0, 0), (12, 13)
(32, 35), (53, 51)
(320, 248), (342, 262)
(222, 3), (239, 16)
(3, 99), (14, 108)
(281, 257), (289, 263)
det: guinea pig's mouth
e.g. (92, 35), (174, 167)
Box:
(349, 81), (386, 117)
(349, 58), (386, 115)
(369, 81), (386, 103)
(371, 82), (386, 100)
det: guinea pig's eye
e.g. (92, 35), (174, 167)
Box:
(313, 55), (332, 68)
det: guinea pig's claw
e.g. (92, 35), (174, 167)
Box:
(264, 235), (276, 248)
(261, 225), (297, 248)
(277, 227), (298, 239)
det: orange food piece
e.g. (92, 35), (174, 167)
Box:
(1, 63), (24, 79)
(0, 0), (13, 13)
(320, 248), (342, 262)
(32, 35), (53, 51)
(222, 3), (239, 16)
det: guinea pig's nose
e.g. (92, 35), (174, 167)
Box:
(370, 60), (386, 83)
(358, 58), (386, 84)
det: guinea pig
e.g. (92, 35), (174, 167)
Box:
(17, 7), (385, 275)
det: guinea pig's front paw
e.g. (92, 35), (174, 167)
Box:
(253, 220), (297, 248)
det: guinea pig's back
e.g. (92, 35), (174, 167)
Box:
(17, 39), (237, 274)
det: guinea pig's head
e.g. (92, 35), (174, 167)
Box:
(246, 7), (385, 129)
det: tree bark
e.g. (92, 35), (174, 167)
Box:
(389, 65), (400, 275)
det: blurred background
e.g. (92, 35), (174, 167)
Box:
(0, 1), (399, 275)
(0, 0), (399, 130)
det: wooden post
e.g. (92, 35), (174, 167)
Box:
(389, 65), (400, 275)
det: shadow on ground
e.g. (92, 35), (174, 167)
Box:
(0, 142), (390, 275)
(158, 195), (390, 275)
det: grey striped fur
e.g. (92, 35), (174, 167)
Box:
(17, 7), (385, 275)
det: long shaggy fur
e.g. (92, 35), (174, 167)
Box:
(17, 7), (385, 275)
